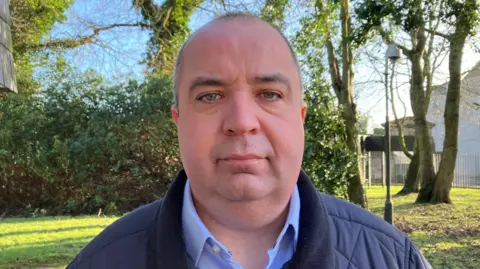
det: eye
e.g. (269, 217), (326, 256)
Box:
(260, 91), (282, 101)
(197, 93), (222, 103)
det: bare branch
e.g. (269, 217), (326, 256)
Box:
(23, 22), (152, 52)
(432, 41), (449, 73)
(393, 42), (412, 58)
(94, 23), (152, 32)
(316, 0), (342, 100)
(425, 28), (451, 40)
(390, 61), (413, 159)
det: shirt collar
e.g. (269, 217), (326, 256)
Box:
(280, 183), (301, 249)
(181, 180), (212, 265)
(181, 179), (301, 265)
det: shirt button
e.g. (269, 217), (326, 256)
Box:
(212, 244), (221, 253)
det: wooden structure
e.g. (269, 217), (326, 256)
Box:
(0, 0), (17, 93)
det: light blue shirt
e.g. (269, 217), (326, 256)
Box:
(181, 180), (301, 269)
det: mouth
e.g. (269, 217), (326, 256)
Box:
(219, 154), (266, 166)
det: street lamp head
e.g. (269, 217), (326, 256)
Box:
(386, 44), (402, 62)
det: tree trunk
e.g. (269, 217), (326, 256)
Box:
(414, 114), (437, 203)
(389, 49), (420, 196)
(321, 0), (367, 208)
(431, 12), (470, 203)
(407, 27), (436, 203)
(344, 106), (368, 208)
(341, 0), (367, 208)
(396, 146), (420, 195)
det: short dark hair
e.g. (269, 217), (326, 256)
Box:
(172, 12), (302, 106)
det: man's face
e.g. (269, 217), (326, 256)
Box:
(172, 19), (306, 204)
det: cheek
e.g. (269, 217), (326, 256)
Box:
(178, 115), (217, 162)
(267, 115), (305, 161)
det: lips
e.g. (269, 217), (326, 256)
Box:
(216, 152), (269, 174)
(222, 153), (264, 161)
(219, 153), (265, 166)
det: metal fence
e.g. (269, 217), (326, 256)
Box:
(364, 152), (480, 188)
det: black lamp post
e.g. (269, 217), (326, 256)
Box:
(384, 43), (401, 225)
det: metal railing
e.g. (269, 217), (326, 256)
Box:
(363, 152), (480, 188)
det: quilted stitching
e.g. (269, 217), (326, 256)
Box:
(373, 233), (399, 261)
(346, 226), (363, 269)
(346, 262), (360, 269)
(328, 212), (404, 246)
(328, 212), (406, 269)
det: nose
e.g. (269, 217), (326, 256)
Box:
(222, 92), (260, 136)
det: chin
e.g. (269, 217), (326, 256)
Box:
(219, 173), (274, 202)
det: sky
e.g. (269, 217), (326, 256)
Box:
(46, 0), (480, 132)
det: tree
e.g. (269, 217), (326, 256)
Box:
(9, 0), (73, 93)
(428, 0), (479, 203)
(294, 0), (368, 208)
(373, 127), (384, 135)
(388, 62), (421, 195)
(357, 113), (370, 135)
(9, 0), (203, 94)
(133, 0), (204, 75)
(389, 62), (413, 159)
(316, 0), (367, 208)
(355, 0), (442, 200)
(356, 0), (479, 203)
(260, 0), (289, 29)
(358, 33), (449, 196)
(294, 16), (356, 199)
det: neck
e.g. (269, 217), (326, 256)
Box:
(193, 194), (291, 268)
(194, 194), (290, 234)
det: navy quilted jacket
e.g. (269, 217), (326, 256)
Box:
(67, 170), (432, 269)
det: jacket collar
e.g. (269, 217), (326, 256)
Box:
(148, 169), (336, 269)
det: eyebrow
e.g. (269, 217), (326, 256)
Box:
(254, 73), (291, 91)
(188, 73), (292, 93)
(189, 77), (225, 92)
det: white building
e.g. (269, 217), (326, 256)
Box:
(427, 62), (480, 187)
(427, 62), (480, 154)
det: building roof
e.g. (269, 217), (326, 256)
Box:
(381, 116), (435, 129)
(431, 60), (480, 96)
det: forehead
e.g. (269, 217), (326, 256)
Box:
(176, 18), (299, 88)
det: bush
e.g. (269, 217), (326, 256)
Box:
(0, 73), (181, 216)
(302, 87), (355, 199)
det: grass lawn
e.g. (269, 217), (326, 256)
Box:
(0, 216), (117, 269)
(1, 186), (479, 268)
(367, 186), (480, 269)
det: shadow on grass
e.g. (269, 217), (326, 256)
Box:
(369, 202), (427, 214)
(0, 236), (93, 268)
(21, 235), (97, 247)
(0, 217), (70, 224)
(425, 245), (480, 269)
(0, 215), (107, 225)
(411, 232), (480, 269)
(0, 225), (108, 237)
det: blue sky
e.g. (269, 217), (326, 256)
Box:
(47, 0), (480, 131)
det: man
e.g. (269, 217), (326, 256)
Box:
(67, 13), (431, 269)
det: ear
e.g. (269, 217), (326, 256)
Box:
(171, 105), (179, 125)
(301, 103), (307, 122)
